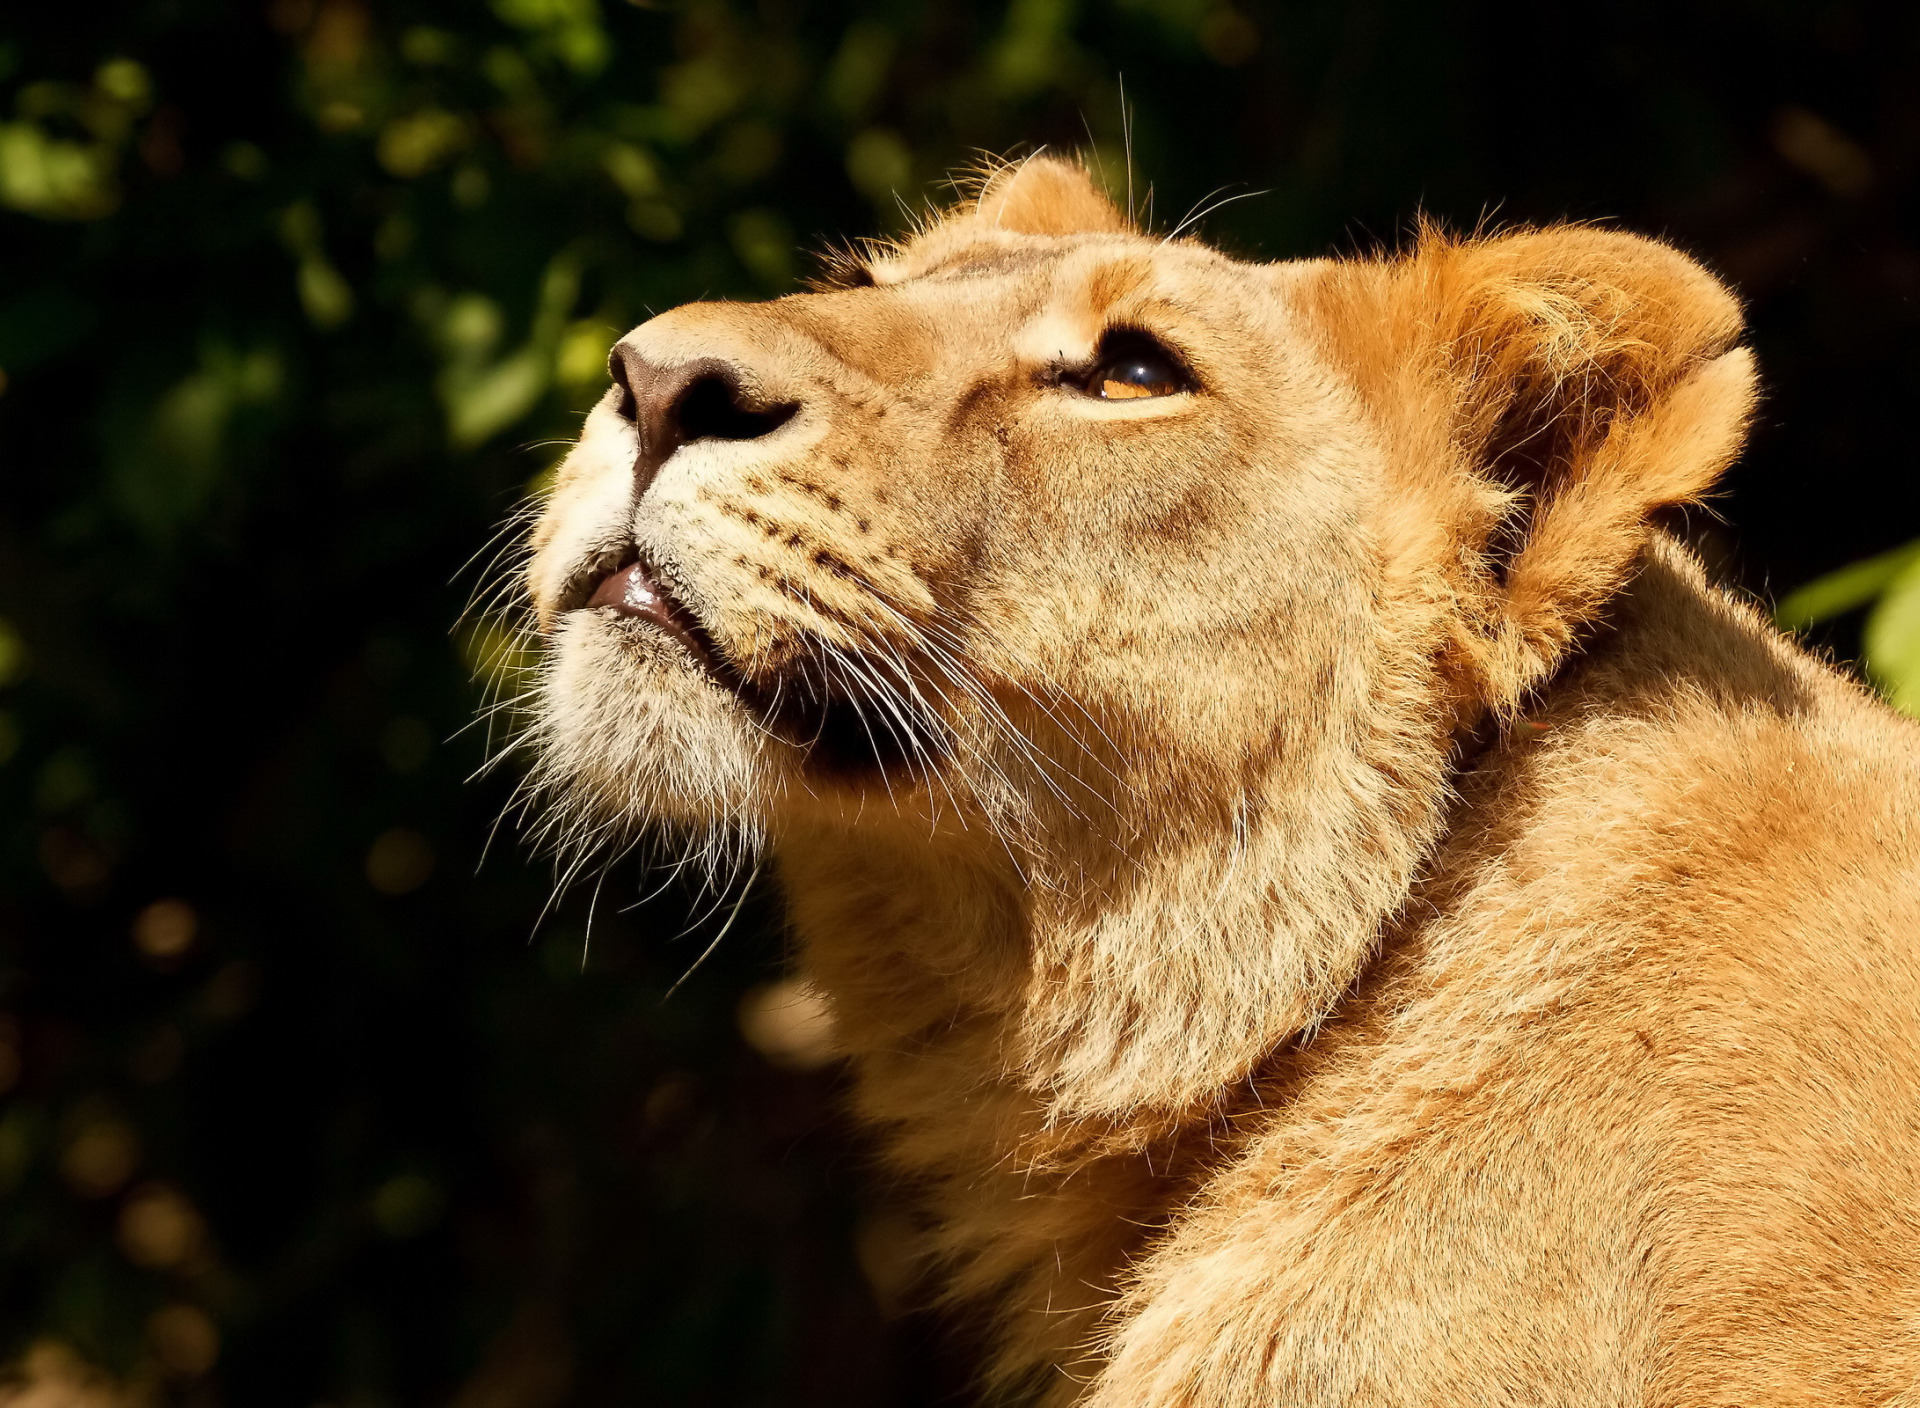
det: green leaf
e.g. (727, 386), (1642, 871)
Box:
(1865, 553), (1920, 716)
(1775, 537), (1920, 630)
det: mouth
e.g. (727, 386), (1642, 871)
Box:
(569, 548), (732, 685)
(563, 546), (946, 780)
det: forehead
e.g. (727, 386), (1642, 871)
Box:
(822, 227), (1266, 359)
(623, 224), (1289, 398)
(870, 223), (1231, 297)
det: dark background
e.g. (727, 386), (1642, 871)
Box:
(1, 1), (1915, 1404)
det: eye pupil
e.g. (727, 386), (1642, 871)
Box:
(1096, 353), (1179, 400)
(1085, 335), (1185, 400)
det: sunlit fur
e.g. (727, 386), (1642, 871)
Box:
(514, 158), (1920, 1404)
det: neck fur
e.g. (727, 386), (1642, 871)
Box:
(779, 593), (1460, 1128)
(765, 563), (1467, 1389)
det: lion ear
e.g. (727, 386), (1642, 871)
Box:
(972, 156), (1129, 236)
(1316, 226), (1758, 708)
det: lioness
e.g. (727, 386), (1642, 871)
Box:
(519, 158), (1920, 1404)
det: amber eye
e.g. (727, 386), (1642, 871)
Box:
(1087, 335), (1188, 400)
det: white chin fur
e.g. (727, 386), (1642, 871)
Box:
(533, 611), (781, 836)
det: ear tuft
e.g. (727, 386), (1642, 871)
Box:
(1423, 227), (1755, 701)
(972, 156), (1129, 236)
(1306, 223), (1756, 712)
(1422, 224), (1745, 495)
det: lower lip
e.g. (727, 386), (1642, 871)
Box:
(586, 562), (721, 674)
(589, 561), (668, 616)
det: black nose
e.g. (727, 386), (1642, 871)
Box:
(608, 346), (797, 489)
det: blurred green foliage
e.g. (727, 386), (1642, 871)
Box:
(0, 1), (1917, 1404)
(1779, 537), (1920, 712)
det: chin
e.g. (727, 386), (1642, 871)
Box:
(533, 609), (788, 843)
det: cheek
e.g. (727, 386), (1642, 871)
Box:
(1013, 403), (1243, 543)
(974, 453), (1379, 738)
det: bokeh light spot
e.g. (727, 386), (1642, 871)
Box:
(1199, 8), (1259, 66)
(118, 1183), (206, 1269)
(198, 961), (260, 1022)
(0, 617), (27, 685)
(148, 1304), (220, 1376)
(372, 1172), (445, 1238)
(61, 1115), (141, 1198)
(132, 897), (198, 962)
(737, 978), (839, 1070)
(366, 828), (436, 895)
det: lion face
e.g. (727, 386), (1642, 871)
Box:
(522, 157), (1755, 1115)
(528, 162), (1385, 856)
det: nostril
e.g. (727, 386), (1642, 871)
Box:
(609, 346), (798, 489)
(673, 373), (796, 443)
(607, 347), (639, 423)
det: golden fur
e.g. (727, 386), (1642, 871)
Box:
(520, 157), (1920, 1404)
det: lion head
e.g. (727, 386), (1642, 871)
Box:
(521, 157), (1753, 1118)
